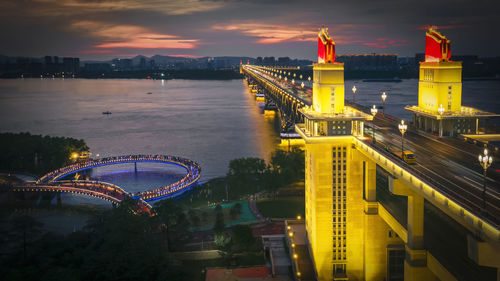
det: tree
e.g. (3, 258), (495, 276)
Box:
(9, 215), (44, 262)
(213, 204), (225, 234)
(229, 203), (242, 219)
(266, 148), (305, 189)
(153, 199), (190, 251)
(231, 225), (260, 252)
(226, 158), (267, 198)
(188, 209), (201, 227)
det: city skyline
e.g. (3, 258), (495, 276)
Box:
(1, 0), (499, 60)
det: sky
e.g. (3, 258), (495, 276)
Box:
(1, 0), (499, 60)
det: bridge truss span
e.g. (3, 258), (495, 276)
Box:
(242, 65), (310, 131)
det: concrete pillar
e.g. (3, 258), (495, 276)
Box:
(361, 158), (390, 280)
(439, 119), (443, 137)
(389, 178), (438, 281)
(467, 235), (500, 281)
(364, 159), (377, 214)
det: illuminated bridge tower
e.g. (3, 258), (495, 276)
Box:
(295, 26), (374, 281)
(406, 27), (499, 136)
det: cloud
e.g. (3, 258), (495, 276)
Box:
(32, 0), (226, 16)
(70, 21), (198, 50)
(212, 23), (318, 44)
(361, 38), (408, 48)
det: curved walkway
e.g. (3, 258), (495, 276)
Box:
(15, 155), (202, 213)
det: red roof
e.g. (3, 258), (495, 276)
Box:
(206, 266), (270, 281)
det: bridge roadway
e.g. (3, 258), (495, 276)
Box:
(16, 155), (201, 213)
(243, 65), (500, 228)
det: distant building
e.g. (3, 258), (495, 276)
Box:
(263, 56), (276, 66)
(278, 57), (291, 66)
(84, 63), (112, 72)
(62, 57), (80, 74)
(336, 54), (398, 71)
(139, 57), (146, 69)
(111, 58), (133, 71)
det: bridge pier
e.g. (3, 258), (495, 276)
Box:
(467, 235), (500, 281)
(134, 162), (137, 174)
(389, 178), (438, 281)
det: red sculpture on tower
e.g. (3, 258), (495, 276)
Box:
(425, 27), (451, 62)
(318, 26), (335, 63)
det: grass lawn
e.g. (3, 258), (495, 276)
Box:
(256, 196), (305, 219)
(189, 201), (259, 231)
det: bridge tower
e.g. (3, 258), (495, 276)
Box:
(296, 26), (375, 281)
(406, 27), (499, 136)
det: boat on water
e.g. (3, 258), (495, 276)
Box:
(102, 111), (112, 115)
(146, 92), (152, 95)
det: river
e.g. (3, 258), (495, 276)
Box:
(0, 78), (498, 231)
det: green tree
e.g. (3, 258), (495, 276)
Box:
(229, 203), (242, 219)
(213, 204), (225, 234)
(231, 225), (260, 252)
(9, 215), (43, 262)
(188, 209), (201, 227)
(226, 158), (266, 198)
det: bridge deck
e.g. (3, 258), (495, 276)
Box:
(245, 65), (500, 231)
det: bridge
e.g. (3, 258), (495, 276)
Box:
(241, 26), (500, 281)
(16, 155), (201, 213)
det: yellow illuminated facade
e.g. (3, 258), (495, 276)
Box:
(406, 28), (500, 137)
(417, 61), (462, 113)
(296, 54), (376, 280)
(312, 63), (345, 114)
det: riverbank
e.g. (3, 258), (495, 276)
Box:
(1, 69), (243, 80)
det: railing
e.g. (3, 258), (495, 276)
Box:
(35, 154), (201, 202)
(15, 154), (201, 214)
(358, 138), (498, 227)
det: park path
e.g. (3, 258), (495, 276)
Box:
(249, 193), (265, 221)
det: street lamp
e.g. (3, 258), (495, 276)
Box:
(292, 79), (295, 84)
(301, 82), (305, 88)
(478, 149), (493, 215)
(308, 76), (311, 87)
(371, 105), (378, 143)
(398, 120), (407, 154)
(352, 85), (357, 103)
(438, 104), (445, 137)
(381, 92), (387, 115)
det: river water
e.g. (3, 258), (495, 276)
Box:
(1, 78), (499, 171)
(0, 78), (499, 225)
(1, 78), (498, 182)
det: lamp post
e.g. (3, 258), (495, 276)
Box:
(381, 92), (387, 115)
(352, 85), (357, 103)
(308, 76), (311, 87)
(398, 120), (407, 154)
(478, 149), (493, 215)
(301, 82), (305, 88)
(438, 104), (445, 137)
(371, 105), (378, 143)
